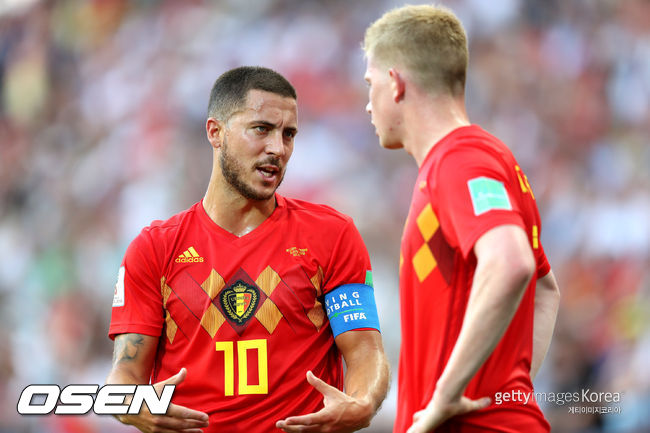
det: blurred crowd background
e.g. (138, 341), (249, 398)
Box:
(1, 0), (648, 432)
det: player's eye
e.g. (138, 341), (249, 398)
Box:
(284, 130), (296, 139)
(254, 125), (268, 133)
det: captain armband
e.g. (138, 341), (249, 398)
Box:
(324, 284), (380, 338)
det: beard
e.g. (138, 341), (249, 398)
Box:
(219, 137), (285, 201)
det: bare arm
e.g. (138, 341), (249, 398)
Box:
(106, 333), (209, 433)
(106, 333), (158, 386)
(436, 225), (535, 399)
(530, 270), (560, 380)
(408, 225), (535, 433)
(337, 329), (391, 419)
(277, 330), (390, 433)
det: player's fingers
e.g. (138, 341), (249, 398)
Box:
(276, 420), (324, 433)
(278, 426), (323, 433)
(460, 396), (491, 414)
(406, 421), (422, 433)
(158, 368), (187, 386)
(305, 370), (341, 398)
(149, 414), (210, 431)
(165, 403), (210, 422)
(277, 408), (332, 427)
(407, 410), (426, 433)
(142, 428), (205, 433)
(145, 426), (206, 433)
(140, 427), (205, 433)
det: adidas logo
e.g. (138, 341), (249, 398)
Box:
(175, 246), (204, 263)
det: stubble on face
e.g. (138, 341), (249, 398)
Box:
(219, 136), (285, 201)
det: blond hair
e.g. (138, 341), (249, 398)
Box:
(363, 4), (468, 96)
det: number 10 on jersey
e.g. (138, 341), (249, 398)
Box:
(215, 339), (268, 396)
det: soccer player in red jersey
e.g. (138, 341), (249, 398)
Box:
(106, 66), (389, 433)
(363, 5), (560, 433)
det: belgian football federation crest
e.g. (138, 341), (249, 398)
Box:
(219, 280), (260, 325)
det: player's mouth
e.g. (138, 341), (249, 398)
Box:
(256, 164), (281, 181)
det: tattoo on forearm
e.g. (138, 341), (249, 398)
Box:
(112, 334), (145, 364)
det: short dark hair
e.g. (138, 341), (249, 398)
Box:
(207, 66), (297, 121)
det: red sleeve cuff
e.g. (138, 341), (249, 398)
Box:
(108, 323), (162, 340)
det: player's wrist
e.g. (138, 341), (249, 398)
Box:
(434, 376), (465, 404)
(112, 395), (141, 426)
(114, 413), (131, 425)
(343, 393), (374, 426)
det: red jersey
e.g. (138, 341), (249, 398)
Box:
(109, 195), (373, 432)
(395, 125), (551, 433)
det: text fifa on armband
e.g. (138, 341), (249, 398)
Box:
(16, 384), (175, 415)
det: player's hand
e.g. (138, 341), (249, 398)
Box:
(116, 368), (209, 433)
(406, 391), (490, 433)
(276, 371), (374, 433)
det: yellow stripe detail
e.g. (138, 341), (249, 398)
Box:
(161, 279), (172, 307)
(256, 266), (281, 296)
(256, 300), (283, 334)
(515, 166), (527, 193)
(183, 251), (192, 258)
(412, 244), (437, 282)
(310, 266), (324, 297)
(532, 225), (539, 249)
(201, 269), (225, 299)
(188, 246), (199, 257)
(416, 203), (439, 242)
(201, 303), (225, 338)
(165, 311), (177, 343)
(524, 174), (535, 200)
(307, 301), (325, 330)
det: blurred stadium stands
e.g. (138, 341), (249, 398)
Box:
(0, 0), (648, 432)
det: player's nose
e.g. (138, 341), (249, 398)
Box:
(265, 132), (285, 156)
(366, 101), (372, 114)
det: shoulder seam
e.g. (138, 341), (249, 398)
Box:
(283, 200), (351, 223)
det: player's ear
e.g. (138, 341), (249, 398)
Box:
(206, 117), (224, 149)
(389, 68), (405, 102)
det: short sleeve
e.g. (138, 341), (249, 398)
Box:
(536, 241), (551, 278)
(432, 147), (526, 258)
(108, 229), (165, 340)
(322, 219), (373, 295)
